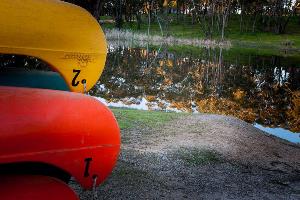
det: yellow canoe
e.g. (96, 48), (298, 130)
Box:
(0, 0), (107, 93)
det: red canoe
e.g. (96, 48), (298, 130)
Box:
(0, 86), (121, 189)
(0, 175), (80, 200)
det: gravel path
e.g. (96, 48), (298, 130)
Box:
(72, 114), (300, 200)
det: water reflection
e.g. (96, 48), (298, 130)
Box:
(254, 124), (300, 143)
(90, 45), (300, 141)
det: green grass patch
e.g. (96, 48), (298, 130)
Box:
(100, 15), (114, 20)
(111, 108), (185, 130)
(177, 148), (220, 166)
(102, 15), (300, 49)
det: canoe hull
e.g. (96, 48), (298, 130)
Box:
(0, 175), (79, 200)
(0, 0), (107, 93)
(0, 86), (121, 189)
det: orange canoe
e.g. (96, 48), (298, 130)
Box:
(0, 86), (121, 189)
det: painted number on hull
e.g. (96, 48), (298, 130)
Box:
(72, 69), (87, 90)
(72, 69), (81, 87)
(84, 158), (93, 177)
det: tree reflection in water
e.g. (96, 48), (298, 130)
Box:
(90, 46), (300, 133)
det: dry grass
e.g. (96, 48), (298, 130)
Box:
(104, 29), (231, 49)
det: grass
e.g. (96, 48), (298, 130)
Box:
(101, 15), (300, 50)
(109, 109), (219, 167)
(105, 29), (231, 48)
(111, 107), (184, 130)
(177, 148), (220, 166)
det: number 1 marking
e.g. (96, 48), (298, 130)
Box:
(84, 158), (93, 177)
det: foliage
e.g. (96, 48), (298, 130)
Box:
(102, 19), (300, 49)
(287, 91), (300, 132)
(0, 55), (50, 71)
(64, 0), (300, 39)
(90, 46), (300, 132)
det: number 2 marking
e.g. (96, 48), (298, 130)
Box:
(72, 69), (81, 87)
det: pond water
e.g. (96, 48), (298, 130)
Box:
(90, 44), (300, 143)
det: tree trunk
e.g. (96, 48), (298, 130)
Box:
(115, 0), (123, 29)
(221, 1), (230, 40)
(135, 13), (142, 30)
(176, 0), (179, 23)
(252, 13), (257, 33)
(239, 2), (243, 32)
(92, 0), (101, 20)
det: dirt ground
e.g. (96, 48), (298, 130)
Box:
(72, 114), (300, 200)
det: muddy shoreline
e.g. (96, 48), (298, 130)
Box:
(72, 114), (300, 199)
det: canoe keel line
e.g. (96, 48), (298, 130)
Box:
(0, 0), (120, 199)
